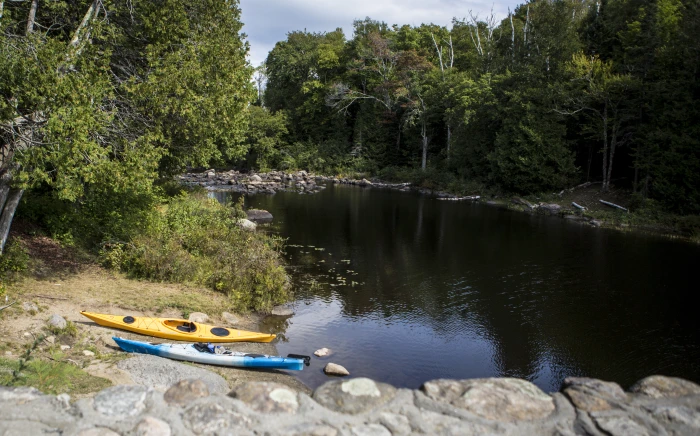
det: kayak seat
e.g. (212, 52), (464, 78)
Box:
(210, 327), (230, 337)
(176, 322), (197, 333)
(193, 343), (209, 353)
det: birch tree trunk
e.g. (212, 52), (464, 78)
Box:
(26, 0), (38, 34)
(606, 123), (618, 193)
(0, 183), (9, 211)
(446, 124), (451, 158)
(601, 103), (610, 192)
(421, 119), (428, 171)
(0, 188), (23, 254)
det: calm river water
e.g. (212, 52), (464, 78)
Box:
(211, 184), (700, 392)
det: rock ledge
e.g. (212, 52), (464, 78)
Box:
(1, 375), (699, 435)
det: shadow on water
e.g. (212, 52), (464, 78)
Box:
(211, 185), (700, 391)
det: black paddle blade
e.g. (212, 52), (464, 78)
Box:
(287, 354), (311, 366)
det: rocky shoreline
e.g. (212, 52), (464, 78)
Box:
(181, 169), (697, 239)
(2, 374), (699, 435)
(179, 169), (414, 196)
(180, 170), (616, 230)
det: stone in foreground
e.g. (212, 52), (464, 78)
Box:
(93, 385), (148, 418)
(3, 374), (700, 435)
(164, 379), (210, 406)
(229, 381), (300, 413)
(324, 362), (350, 376)
(630, 375), (700, 399)
(422, 378), (555, 421)
(117, 355), (229, 393)
(562, 377), (627, 412)
(134, 416), (172, 436)
(314, 378), (395, 414)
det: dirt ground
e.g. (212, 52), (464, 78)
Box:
(1, 229), (310, 396)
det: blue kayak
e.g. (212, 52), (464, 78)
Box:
(113, 337), (307, 370)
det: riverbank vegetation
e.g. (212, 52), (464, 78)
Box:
(0, 0), (289, 310)
(253, 0), (699, 231)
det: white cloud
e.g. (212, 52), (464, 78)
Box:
(240, 0), (523, 67)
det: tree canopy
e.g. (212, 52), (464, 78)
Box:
(260, 0), (700, 214)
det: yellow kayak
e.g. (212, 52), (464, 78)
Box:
(80, 311), (276, 343)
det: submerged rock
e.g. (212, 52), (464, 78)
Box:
(314, 348), (332, 357)
(270, 305), (294, 316)
(323, 363), (350, 377)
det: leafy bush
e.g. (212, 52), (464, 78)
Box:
(0, 239), (29, 282)
(104, 193), (290, 312)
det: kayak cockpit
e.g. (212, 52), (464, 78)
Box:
(162, 320), (198, 333)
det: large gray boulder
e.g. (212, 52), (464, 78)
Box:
(246, 209), (273, 223)
(539, 203), (562, 215)
(116, 355), (229, 394)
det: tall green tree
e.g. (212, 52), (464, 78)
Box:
(1, 0), (255, 253)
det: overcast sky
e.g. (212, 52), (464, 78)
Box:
(240, 0), (523, 67)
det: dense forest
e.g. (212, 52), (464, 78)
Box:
(0, 0), (288, 310)
(0, 0), (699, 295)
(256, 0), (699, 215)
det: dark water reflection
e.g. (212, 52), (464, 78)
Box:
(211, 184), (700, 391)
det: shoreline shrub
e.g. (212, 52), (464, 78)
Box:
(103, 193), (289, 312)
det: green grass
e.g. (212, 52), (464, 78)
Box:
(0, 355), (111, 395)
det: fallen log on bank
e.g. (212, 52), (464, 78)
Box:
(572, 202), (586, 211)
(437, 195), (481, 201)
(599, 199), (628, 212)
